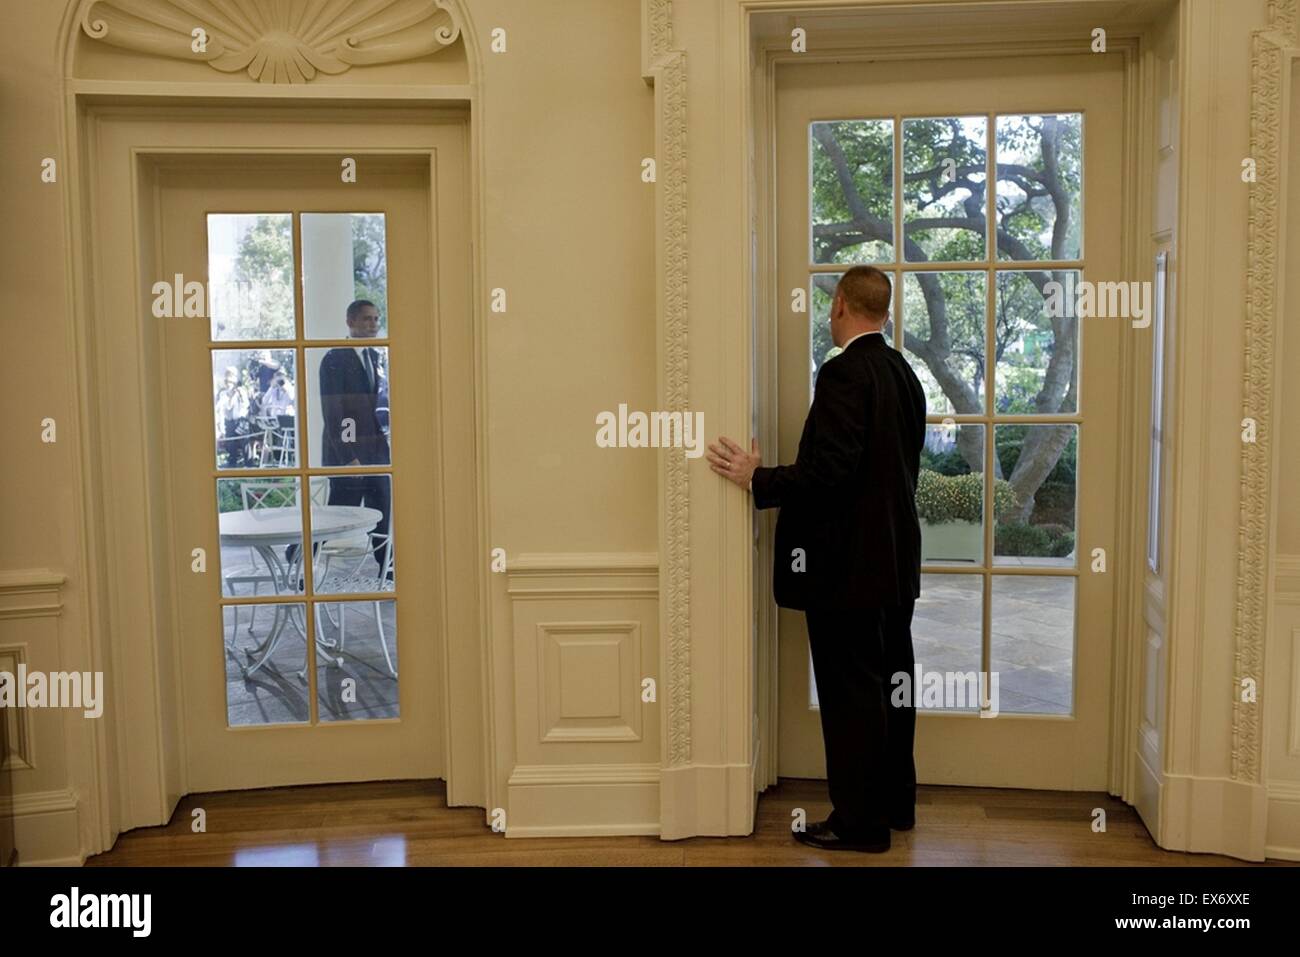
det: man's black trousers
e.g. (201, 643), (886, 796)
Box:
(326, 474), (393, 574)
(804, 600), (917, 837)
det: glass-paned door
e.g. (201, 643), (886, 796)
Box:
(160, 160), (448, 791)
(776, 53), (1125, 789)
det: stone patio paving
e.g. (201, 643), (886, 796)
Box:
(913, 571), (1075, 715)
(219, 546), (399, 726)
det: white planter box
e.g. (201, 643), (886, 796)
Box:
(920, 519), (983, 564)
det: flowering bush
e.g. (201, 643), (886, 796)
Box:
(916, 469), (1017, 524)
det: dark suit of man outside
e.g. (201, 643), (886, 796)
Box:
(319, 299), (393, 578)
(708, 265), (926, 853)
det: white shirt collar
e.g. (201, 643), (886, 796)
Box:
(841, 329), (884, 351)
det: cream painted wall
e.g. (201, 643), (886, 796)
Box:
(477, 0), (657, 556)
(1, 1), (79, 573)
(1276, 69), (1300, 559)
(0, 0), (89, 864)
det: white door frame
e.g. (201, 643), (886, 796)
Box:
(56, 0), (493, 856)
(748, 19), (1149, 799)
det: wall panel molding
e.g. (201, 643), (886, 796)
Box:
(506, 553), (660, 835)
(536, 620), (643, 743)
(1265, 780), (1300, 860)
(1274, 554), (1300, 602)
(0, 569), (66, 620)
(0, 644), (35, 772)
(0, 787), (82, 866)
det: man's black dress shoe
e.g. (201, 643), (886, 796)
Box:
(794, 819), (890, 853)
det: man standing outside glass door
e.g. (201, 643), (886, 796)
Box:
(318, 299), (393, 580)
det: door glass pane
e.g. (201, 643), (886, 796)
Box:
(994, 425), (1077, 567)
(810, 273), (842, 388)
(222, 603), (309, 726)
(919, 424), (988, 565)
(315, 600), (399, 721)
(995, 269), (1079, 414)
(212, 349), (298, 469)
(990, 576), (1075, 714)
(309, 474), (394, 595)
(912, 573), (983, 712)
(902, 117), (987, 262)
(206, 213), (295, 341)
(217, 476), (305, 597)
(810, 119), (894, 264)
(303, 213), (389, 340)
(995, 114), (1083, 261)
(902, 270), (986, 416)
(305, 345), (391, 469)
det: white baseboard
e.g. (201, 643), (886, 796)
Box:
(1159, 773), (1268, 861)
(1264, 781), (1300, 861)
(1132, 745), (1163, 838)
(505, 763), (660, 837)
(659, 761), (756, 839)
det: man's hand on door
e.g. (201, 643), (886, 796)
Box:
(706, 436), (761, 490)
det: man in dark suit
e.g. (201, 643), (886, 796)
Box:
(707, 266), (925, 853)
(318, 299), (393, 578)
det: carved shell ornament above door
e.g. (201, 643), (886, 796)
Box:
(79, 0), (462, 83)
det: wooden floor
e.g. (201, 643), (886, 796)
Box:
(85, 778), (1291, 866)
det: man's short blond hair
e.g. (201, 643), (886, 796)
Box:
(837, 266), (892, 319)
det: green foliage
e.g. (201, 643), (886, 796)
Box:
(995, 521), (1075, 558)
(919, 446), (969, 476)
(994, 115), (1082, 259)
(351, 213), (388, 319)
(216, 477), (296, 515)
(995, 521), (1050, 556)
(811, 120), (893, 263)
(916, 468), (1016, 524)
(901, 117), (988, 260)
(232, 215), (295, 340)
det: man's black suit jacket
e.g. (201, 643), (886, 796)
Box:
(751, 332), (926, 611)
(319, 346), (390, 467)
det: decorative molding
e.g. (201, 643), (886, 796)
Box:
(1274, 554), (1300, 602)
(642, 0), (691, 772)
(1235, 0), (1298, 783)
(0, 569), (66, 620)
(536, 621), (642, 743)
(78, 0), (462, 84)
(507, 552), (659, 577)
(507, 553), (659, 600)
(0, 645), (35, 771)
(508, 762), (660, 786)
(0, 786), (79, 818)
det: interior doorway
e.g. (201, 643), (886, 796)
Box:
(75, 104), (487, 836)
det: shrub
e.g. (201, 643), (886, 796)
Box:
(920, 446), (969, 476)
(995, 522), (1076, 558)
(995, 521), (1051, 556)
(916, 469), (1017, 524)
(1048, 531), (1076, 558)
